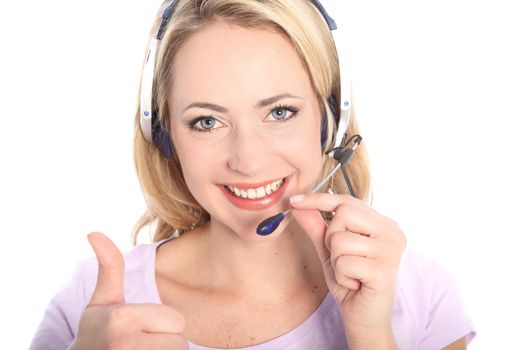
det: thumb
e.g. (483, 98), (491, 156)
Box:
(291, 208), (330, 264)
(87, 232), (125, 307)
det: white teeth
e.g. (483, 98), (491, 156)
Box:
(226, 179), (284, 199)
(256, 187), (266, 198)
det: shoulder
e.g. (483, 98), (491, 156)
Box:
(70, 241), (165, 327)
(396, 250), (445, 291)
(392, 250), (476, 349)
(75, 240), (165, 304)
(29, 240), (165, 349)
(396, 250), (468, 314)
(398, 249), (441, 276)
(395, 250), (462, 320)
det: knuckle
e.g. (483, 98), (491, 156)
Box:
(342, 194), (356, 203)
(334, 267), (347, 285)
(337, 203), (353, 217)
(333, 254), (346, 271)
(394, 229), (407, 250)
(107, 305), (130, 331)
(346, 279), (361, 290)
(167, 306), (187, 331)
(329, 231), (345, 248)
(385, 223), (406, 251)
(387, 217), (400, 228)
(324, 230), (336, 251)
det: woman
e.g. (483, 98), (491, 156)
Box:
(30, 0), (475, 349)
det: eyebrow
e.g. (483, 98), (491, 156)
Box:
(182, 93), (304, 114)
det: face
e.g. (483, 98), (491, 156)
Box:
(169, 20), (324, 240)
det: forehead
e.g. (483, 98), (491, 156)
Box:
(170, 20), (314, 111)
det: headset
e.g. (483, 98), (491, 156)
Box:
(139, 0), (351, 159)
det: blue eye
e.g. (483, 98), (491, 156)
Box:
(199, 117), (216, 129)
(190, 116), (220, 132)
(271, 108), (288, 120)
(269, 106), (298, 122)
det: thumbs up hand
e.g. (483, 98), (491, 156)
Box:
(69, 233), (188, 350)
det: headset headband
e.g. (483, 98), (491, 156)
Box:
(140, 0), (350, 158)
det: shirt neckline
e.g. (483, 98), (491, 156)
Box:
(146, 238), (337, 350)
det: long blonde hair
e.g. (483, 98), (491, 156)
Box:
(132, 0), (370, 244)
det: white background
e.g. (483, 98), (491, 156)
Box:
(0, 0), (523, 349)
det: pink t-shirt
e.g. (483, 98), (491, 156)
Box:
(29, 240), (476, 349)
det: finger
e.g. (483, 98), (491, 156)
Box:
(290, 193), (401, 243)
(333, 255), (374, 288)
(333, 269), (362, 290)
(333, 255), (395, 291)
(328, 203), (401, 244)
(290, 208), (330, 263)
(109, 304), (186, 334)
(289, 192), (365, 213)
(87, 232), (125, 306)
(328, 230), (382, 262)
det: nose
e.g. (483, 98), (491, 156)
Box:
(226, 127), (271, 177)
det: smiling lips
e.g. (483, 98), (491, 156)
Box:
(219, 178), (288, 210)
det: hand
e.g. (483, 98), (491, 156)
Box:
(69, 232), (188, 350)
(290, 193), (406, 348)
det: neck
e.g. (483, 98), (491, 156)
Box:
(200, 218), (325, 299)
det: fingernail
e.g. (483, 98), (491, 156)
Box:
(289, 194), (305, 204)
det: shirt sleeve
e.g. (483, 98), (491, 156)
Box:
(29, 259), (96, 350)
(418, 258), (476, 349)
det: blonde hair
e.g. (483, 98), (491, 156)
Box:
(132, 0), (371, 244)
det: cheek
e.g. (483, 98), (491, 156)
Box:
(172, 135), (217, 193)
(282, 122), (324, 179)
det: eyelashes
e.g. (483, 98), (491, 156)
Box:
(189, 116), (221, 132)
(269, 105), (298, 122)
(187, 104), (299, 133)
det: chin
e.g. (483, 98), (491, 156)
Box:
(211, 213), (293, 243)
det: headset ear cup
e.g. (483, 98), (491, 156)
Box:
(321, 112), (328, 148)
(321, 95), (340, 148)
(152, 113), (175, 159)
(328, 94), (340, 124)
